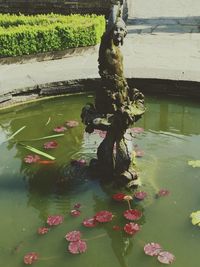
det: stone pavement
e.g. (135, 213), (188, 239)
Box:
(1, 1), (200, 97)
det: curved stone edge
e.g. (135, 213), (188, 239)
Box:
(0, 77), (200, 110)
(0, 45), (98, 65)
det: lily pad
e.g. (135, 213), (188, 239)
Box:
(188, 160), (200, 168)
(157, 251), (175, 264)
(70, 210), (81, 217)
(190, 211), (200, 226)
(95, 210), (113, 223)
(134, 191), (147, 200)
(44, 141), (58, 149)
(65, 231), (81, 242)
(68, 240), (87, 254)
(112, 193), (125, 201)
(123, 209), (142, 221)
(47, 215), (64, 226)
(24, 154), (40, 164)
(54, 126), (67, 133)
(82, 217), (98, 228)
(124, 222), (140, 235)
(66, 120), (79, 128)
(24, 252), (38, 265)
(37, 227), (49, 235)
(144, 242), (162, 256)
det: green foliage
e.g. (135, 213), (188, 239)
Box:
(190, 211), (200, 226)
(0, 13), (105, 57)
(188, 160), (200, 168)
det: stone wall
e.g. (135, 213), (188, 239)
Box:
(0, 0), (110, 16)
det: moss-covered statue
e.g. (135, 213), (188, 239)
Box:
(81, 0), (145, 188)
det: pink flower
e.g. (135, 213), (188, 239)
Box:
(70, 210), (81, 217)
(65, 230), (81, 242)
(53, 126), (67, 133)
(65, 120), (79, 128)
(47, 215), (64, 226)
(144, 243), (162, 256)
(124, 222), (140, 235)
(157, 251), (175, 264)
(112, 193), (126, 201)
(68, 240), (87, 254)
(157, 189), (170, 197)
(95, 210), (113, 223)
(24, 155), (40, 164)
(71, 159), (86, 166)
(37, 227), (49, 235)
(44, 141), (58, 149)
(82, 217), (98, 228)
(134, 191), (147, 200)
(24, 252), (39, 265)
(123, 209), (142, 221)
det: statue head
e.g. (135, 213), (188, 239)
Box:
(112, 17), (127, 46)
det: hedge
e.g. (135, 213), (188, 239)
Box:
(0, 14), (105, 57)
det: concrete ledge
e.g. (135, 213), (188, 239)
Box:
(0, 45), (98, 65)
(0, 77), (199, 110)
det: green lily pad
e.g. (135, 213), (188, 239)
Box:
(190, 211), (200, 226)
(188, 160), (200, 168)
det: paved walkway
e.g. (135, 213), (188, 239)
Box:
(1, 1), (200, 96)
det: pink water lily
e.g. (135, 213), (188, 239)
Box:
(144, 242), (162, 256)
(37, 227), (49, 235)
(124, 209), (142, 221)
(130, 127), (144, 134)
(24, 155), (40, 164)
(44, 141), (58, 149)
(124, 222), (140, 235)
(53, 126), (67, 133)
(157, 251), (175, 264)
(65, 120), (79, 128)
(68, 240), (87, 254)
(70, 209), (81, 217)
(112, 192), (126, 201)
(24, 252), (39, 265)
(82, 217), (98, 228)
(134, 191), (147, 200)
(95, 210), (113, 223)
(47, 215), (64, 226)
(157, 189), (170, 197)
(65, 230), (81, 242)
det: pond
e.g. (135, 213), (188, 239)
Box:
(0, 93), (199, 267)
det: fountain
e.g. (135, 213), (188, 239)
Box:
(81, 0), (145, 188)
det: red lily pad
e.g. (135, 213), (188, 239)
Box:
(144, 242), (162, 256)
(44, 141), (58, 149)
(65, 230), (81, 242)
(37, 227), (49, 235)
(24, 155), (40, 164)
(95, 210), (113, 223)
(112, 192), (126, 201)
(124, 222), (140, 235)
(157, 251), (175, 264)
(82, 217), (98, 228)
(113, 225), (121, 231)
(54, 126), (67, 133)
(70, 210), (81, 217)
(135, 149), (145, 158)
(66, 120), (79, 128)
(38, 160), (55, 165)
(131, 127), (144, 134)
(47, 215), (64, 226)
(124, 209), (142, 221)
(134, 191), (147, 200)
(68, 240), (87, 254)
(24, 252), (39, 265)
(157, 189), (170, 197)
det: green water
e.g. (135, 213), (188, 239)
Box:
(0, 94), (199, 267)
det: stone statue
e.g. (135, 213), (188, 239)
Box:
(81, 1), (145, 188)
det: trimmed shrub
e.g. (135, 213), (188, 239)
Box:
(0, 14), (105, 57)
